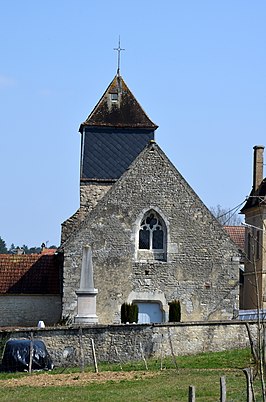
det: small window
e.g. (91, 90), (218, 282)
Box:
(110, 93), (118, 102)
(138, 212), (165, 251)
(136, 210), (167, 261)
(139, 213), (164, 250)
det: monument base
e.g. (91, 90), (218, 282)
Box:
(75, 289), (98, 324)
(74, 314), (98, 324)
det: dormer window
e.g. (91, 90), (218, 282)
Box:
(110, 93), (118, 102)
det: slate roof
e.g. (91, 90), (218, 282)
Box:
(240, 178), (266, 213)
(0, 252), (62, 294)
(81, 129), (154, 180)
(79, 75), (158, 131)
(224, 226), (245, 252)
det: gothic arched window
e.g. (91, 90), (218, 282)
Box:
(138, 211), (167, 261)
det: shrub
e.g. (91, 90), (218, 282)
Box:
(168, 300), (181, 322)
(121, 303), (138, 323)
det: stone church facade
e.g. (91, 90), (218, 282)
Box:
(61, 73), (240, 324)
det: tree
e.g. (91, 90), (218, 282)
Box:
(210, 204), (243, 225)
(28, 247), (42, 254)
(3, 240), (57, 255)
(169, 300), (181, 322)
(121, 303), (138, 323)
(0, 237), (8, 254)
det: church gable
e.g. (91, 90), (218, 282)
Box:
(62, 141), (240, 324)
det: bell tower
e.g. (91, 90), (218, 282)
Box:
(61, 42), (158, 244)
(78, 73), (158, 209)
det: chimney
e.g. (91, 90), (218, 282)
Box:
(253, 145), (264, 191)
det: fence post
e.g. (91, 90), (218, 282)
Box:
(28, 331), (33, 374)
(220, 376), (226, 402)
(160, 334), (164, 370)
(91, 338), (98, 373)
(167, 327), (178, 370)
(78, 327), (85, 373)
(139, 342), (148, 370)
(243, 368), (253, 402)
(188, 385), (195, 402)
(114, 346), (123, 370)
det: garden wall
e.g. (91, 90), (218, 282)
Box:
(0, 321), (256, 368)
(0, 295), (62, 327)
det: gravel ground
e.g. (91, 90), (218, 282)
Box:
(0, 370), (157, 387)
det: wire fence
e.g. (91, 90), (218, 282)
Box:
(0, 327), (187, 373)
(0, 330), (259, 401)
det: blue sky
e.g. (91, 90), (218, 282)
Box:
(0, 1), (265, 248)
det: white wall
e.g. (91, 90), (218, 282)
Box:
(0, 295), (62, 327)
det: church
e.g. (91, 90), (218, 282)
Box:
(60, 68), (241, 325)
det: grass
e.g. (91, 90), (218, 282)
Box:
(0, 348), (262, 401)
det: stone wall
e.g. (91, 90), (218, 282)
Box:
(62, 144), (240, 324)
(0, 321), (255, 367)
(61, 182), (112, 244)
(0, 295), (62, 327)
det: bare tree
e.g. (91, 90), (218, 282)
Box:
(210, 204), (243, 225)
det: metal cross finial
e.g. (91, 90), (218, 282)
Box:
(114, 36), (125, 76)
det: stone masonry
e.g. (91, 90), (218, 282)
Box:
(61, 142), (240, 324)
(0, 321), (255, 367)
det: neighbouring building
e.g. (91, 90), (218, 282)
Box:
(0, 249), (62, 327)
(224, 226), (245, 308)
(241, 145), (266, 310)
(61, 72), (241, 324)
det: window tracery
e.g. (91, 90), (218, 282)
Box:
(137, 210), (167, 261)
(139, 213), (164, 250)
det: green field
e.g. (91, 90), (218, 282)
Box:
(0, 348), (262, 401)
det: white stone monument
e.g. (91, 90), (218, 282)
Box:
(74, 245), (98, 324)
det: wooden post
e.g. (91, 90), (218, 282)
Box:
(140, 342), (148, 370)
(262, 322), (266, 368)
(188, 385), (195, 402)
(114, 346), (123, 371)
(160, 334), (164, 370)
(78, 327), (85, 373)
(167, 327), (178, 370)
(243, 368), (253, 402)
(28, 332), (33, 374)
(220, 376), (226, 402)
(91, 338), (98, 373)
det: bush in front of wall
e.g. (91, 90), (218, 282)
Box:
(168, 299), (181, 322)
(121, 302), (138, 324)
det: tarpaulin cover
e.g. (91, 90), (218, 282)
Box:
(1, 339), (53, 372)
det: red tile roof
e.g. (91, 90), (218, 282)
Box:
(41, 248), (58, 255)
(0, 253), (62, 294)
(224, 226), (245, 251)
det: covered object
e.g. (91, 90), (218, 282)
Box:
(1, 339), (53, 372)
